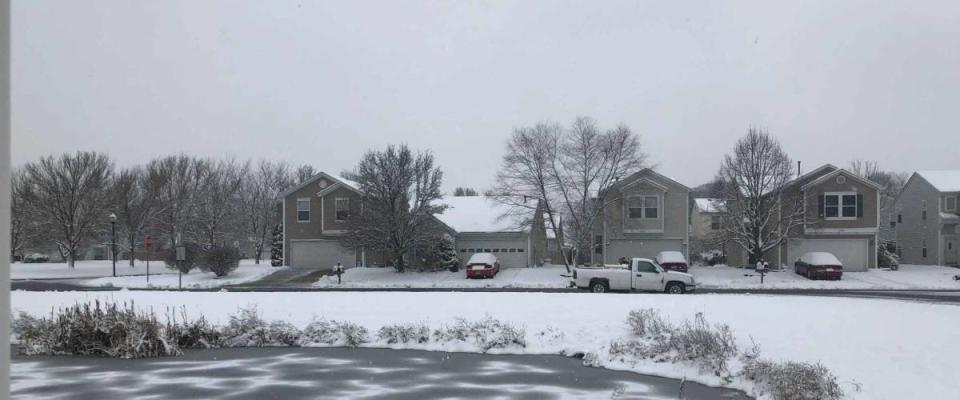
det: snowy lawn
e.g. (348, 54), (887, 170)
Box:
(78, 260), (281, 289)
(313, 265), (571, 288)
(11, 259), (175, 280)
(12, 290), (959, 400)
(691, 264), (960, 290)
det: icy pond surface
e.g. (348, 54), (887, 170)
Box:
(12, 347), (751, 399)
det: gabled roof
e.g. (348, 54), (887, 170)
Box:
(613, 168), (691, 192)
(788, 163), (838, 188)
(916, 170), (960, 192)
(694, 198), (724, 213)
(435, 196), (528, 233)
(801, 168), (882, 191)
(279, 172), (362, 199)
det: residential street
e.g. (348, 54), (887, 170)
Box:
(12, 347), (750, 399)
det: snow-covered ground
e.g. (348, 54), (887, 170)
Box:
(12, 290), (959, 400)
(313, 266), (571, 288)
(692, 264), (960, 290)
(11, 259), (173, 280)
(79, 261), (280, 289)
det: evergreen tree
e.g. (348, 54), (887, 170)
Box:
(436, 236), (460, 271)
(270, 223), (284, 267)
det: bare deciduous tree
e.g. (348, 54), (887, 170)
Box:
(194, 159), (248, 248)
(10, 167), (38, 261)
(238, 160), (293, 264)
(295, 164), (317, 184)
(147, 155), (208, 252)
(453, 187), (479, 196)
(716, 129), (803, 264)
(340, 144), (446, 272)
(110, 166), (160, 266)
(23, 152), (114, 267)
(492, 117), (646, 271)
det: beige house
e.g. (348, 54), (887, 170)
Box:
(593, 168), (691, 264)
(726, 164), (881, 271)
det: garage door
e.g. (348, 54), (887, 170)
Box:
(787, 239), (868, 272)
(607, 239), (683, 263)
(457, 240), (528, 268)
(289, 240), (356, 269)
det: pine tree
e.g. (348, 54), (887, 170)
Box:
(270, 223), (283, 267)
(437, 236), (460, 272)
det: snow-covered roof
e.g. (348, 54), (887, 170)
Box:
(339, 177), (360, 191)
(799, 252), (842, 266)
(656, 251), (687, 264)
(694, 198), (723, 213)
(941, 212), (959, 221)
(436, 196), (525, 233)
(467, 253), (498, 265)
(917, 170), (960, 192)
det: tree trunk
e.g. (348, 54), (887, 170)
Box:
(128, 235), (137, 267)
(254, 242), (263, 264)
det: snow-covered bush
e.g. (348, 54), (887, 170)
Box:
(378, 322), (430, 344)
(13, 301), (179, 358)
(164, 243), (200, 274)
(433, 316), (526, 352)
(270, 223), (284, 267)
(199, 245), (241, 277)
(741, 358), (843, 400)
(164, 309), (221, 349)
(626, 309), (668, 338)
(221, 306), (302, 347)
(298, 319), (369, 347)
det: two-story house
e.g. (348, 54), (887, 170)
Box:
(280, 172), (364, 269)
(894, 171), (960, 266)
(593, 168), (691, 264)
(725, 164), (881, 271)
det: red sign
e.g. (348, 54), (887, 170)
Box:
(144, 235), (154, 248)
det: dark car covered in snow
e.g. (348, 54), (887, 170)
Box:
(794, 252), (843, 280)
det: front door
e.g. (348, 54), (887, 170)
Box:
(945, 236), (958, 265)
(632, 260), (664, 291)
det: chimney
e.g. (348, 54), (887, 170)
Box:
(797, 161), (801, 178)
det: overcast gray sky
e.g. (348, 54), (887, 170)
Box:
(12, 0), (960, 191)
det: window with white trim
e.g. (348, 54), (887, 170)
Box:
(824, 192), (857, 219)
(710, 215), (721, 230)
(946, 196), (957, 211)
(335, 198), (350, 221)
(922, 239), (927, 258)
(296, 198), (310, 222)
(627, 195), (659, 219)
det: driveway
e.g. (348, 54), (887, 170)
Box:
(12, 347), (751, 399)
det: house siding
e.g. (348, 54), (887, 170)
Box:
(283, 180), (362, 265)
(896, 175), (946, 265)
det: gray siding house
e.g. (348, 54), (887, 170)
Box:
(894, 171), (960, 266)
(435, 196), (548, 268)
(593, 168), (691, 264)
(726, 164), (881, 271)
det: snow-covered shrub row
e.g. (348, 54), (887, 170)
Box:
(377, 322), (431, 344)
(164, 309), (221, 349)
(433, 316), (526, 352)
(13, 301), (179, 359)
(741, 357), (843, 400)
(221, 306), (301, 347)
(612, 310), (737, 377)
(298, 319), (369, 347)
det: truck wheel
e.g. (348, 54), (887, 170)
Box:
(590, 281), (608, 293)
(665, 282), (685, 294)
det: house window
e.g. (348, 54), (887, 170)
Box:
(710, 215), (721, 230)
(492, 249), (500, 253)
(922, 200), (927, 220)
(296, 198), (310, 222)
(824, 193), (857, 219)
(517, 248), (525, 252)
(508, 248), (516, 253)
(947, 196), (957, 211)
(922, 240), (927, 258)
(335, 198), (350, 221)
(628, 195), (659, 219)
(897, 214), (902, 223)
(889, 221), (896, 229)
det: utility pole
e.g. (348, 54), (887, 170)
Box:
(109, 213), (117, 277)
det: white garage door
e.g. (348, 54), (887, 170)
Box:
(458, 240), (528, 268)
(787, 239), (868, 272)
(289, 240), (356, 269)
(607, 239), (684, 263)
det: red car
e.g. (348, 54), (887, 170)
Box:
(655, 251), (689, 273)
(795, 252), (843, 280)
(465, 253), (500, 279)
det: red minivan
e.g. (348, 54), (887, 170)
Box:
(465, 253), (500, 279)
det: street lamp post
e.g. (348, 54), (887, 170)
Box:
(109, 213), (117, 278)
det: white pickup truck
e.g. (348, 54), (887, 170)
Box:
(572, 257), (697, 294)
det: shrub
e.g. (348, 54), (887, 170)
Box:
(14, 301), (179, 358)
(378, 322), (430, 344)
(298, 319), (369, 347)
(433, 316), (526, 352)
(626, 309), (668, 338)
(741, 358), (843, 400)
(164, 243), (200, 274)
(200, 245), (241, 277)
(164, 308), (221, 349)
(221, 306), (302, 347)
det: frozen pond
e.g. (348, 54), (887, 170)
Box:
(12, 347), (751, 399)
